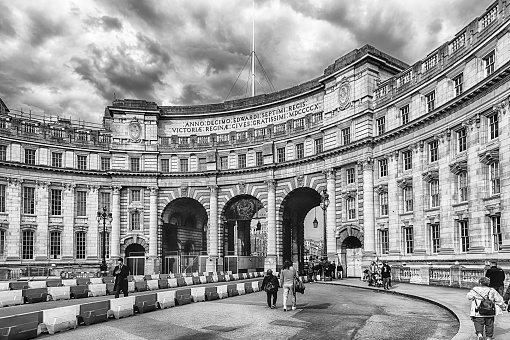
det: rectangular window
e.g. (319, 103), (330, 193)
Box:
(457, 128), (467, 153)
(380, 229), (389, 254)
(314, 138), (323, 154)
(404, 227), (414, 254)
(430, 180), (439, 208)
(161, 159), (169, 173)
(458, 172), (468, 202)
(130, 157), (140, 172)
(77, 155), (87, 170)
(22, 230), (34, 260)
(379, 159), (388, 178)
(431, 224), (440, 254)
(296, 143), (304, 159)
(220, 156), (228, 170)
(454, 73), (463, 96)
(50, 189), (62, 215)
(52, 152), (62, 168)
(256, 152), (263, 166)
(76, 191), (87, 216)
(23, 186), (35, 214)
(429, 140), (438, 163)
(346, 168), (355, 184)
(0, 184), (5, 213)
(180, 159), (188, 172)
(75, 232), (86, 259)
(25, 149), (36, 165)
(376, 117), (385, 135)
(403, 150), (412, 171)
(99, 192), (111, 212)
(489, 113), (499, 140)
(101, 157), (110, 171)
(277, 147), (285, 163)
(100, 232), (110, 259)
(131, 212), (141, 230)
(347, 198), (356, 220)
(199, 158), (206, 171)
(404, 186), (413, 212)
(238, 154), (246, 169)
(460, 221), (469, 252)
(489, 162), (500, 195)
(380, 192), (388, 216)
(492, 216), (502, 251)
(0, 145), (6, 161)
(342, 128), (351, 145)
(50, 231), (61, 259)
(400, 105), (409, 125)
(131, 189), (141, 202)
(484, 52), (495, 77)
(426, 91), (435, 112)
(0, 229), (5, 256)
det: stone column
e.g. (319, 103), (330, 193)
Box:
(388, 151), (401, 255)
(6, 178), (22, 260)
(360, 158), (376, 256)
(325, 169), (337, 259)
(111, 186), (122, 259)
(495, 99), (510, 251)
(62, 183), (75, 261)
(146, 186), (158, 274)
(206, 185), (218, 273)
(265, 179), (277, 272)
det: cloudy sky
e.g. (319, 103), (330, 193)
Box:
(0, 0), (492, 124)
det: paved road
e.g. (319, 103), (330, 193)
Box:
(41, 283), (458, 340)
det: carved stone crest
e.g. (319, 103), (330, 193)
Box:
(337, 78), (351, 111)
(129, 119), (142, 142)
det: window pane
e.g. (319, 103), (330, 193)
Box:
(23, 187), (35, 214)
(22, 230), (34, 260)
(75, 232), (86, 259)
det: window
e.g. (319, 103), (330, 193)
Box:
(99, 232), (110, 259)
(489, 162), (500, 195)
(131, 189), (141, 202)
(489, 113), (498, 140)
(404, 186), (413, 212)
(23, 186), (35, 215)
(426, 91), (435, 112)
(379, 159), (388, 177)
(376, 117), (385, 135)
(484, 52), (495, 77)
(346, 168), (355, 184)
(256, 152), (263, 166)
(180, 159), (188, 172)
(347, 198), (356, 220)
(50, 189), (62, 215)
(50, 231), (61, 259)
(0, 229), (5, 256)
(75, 232), (86, 259)
(430, 180), (439, 208)
(199, 158), (206, 171)
(0, 184), (5, 212)
(458, 172), (468, 202)
(429, 140), (438, 163)
(99, 192), (111, 212)
(161, 159), (169, 173)
(492, 216), (502, 252)
(341, 128), (351, 145)
(380, 192), (388, 216)
(400, 105), (409, 125)
(76, 191), (87, 216)
(380, 229), (389, 254)
(296, 143), (304, 159)
(131, 157), (140, 172)
(220, 156), (228, 170)
(238, 154), (246, 169)
(453, 73), (463, 96)
(403, 150), (412, 171)
(131, 211), (141, 230)
(77, 155), (87, 170)
(25, 149), (36, 165)
(314, 138), (323, 154)
(457, 128), (467, 153)
(404, 227), (414, 254)
(101, 157), (110, 171)
(277, 147), (285, 163)
(431, 224), (440, 254)
(460, 221), (469, 252)
(52, 152), (62, 168)
(22, 230), (34, 260)
(0, 145), (6, 161)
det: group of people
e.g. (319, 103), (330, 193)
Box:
(261, 260), (303, 311)
(306, 256), (344, 281)
(364, 260), (391, 290)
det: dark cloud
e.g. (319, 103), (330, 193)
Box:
(0, 3), (16, 37)
(177, 84), (219, 105)
(99, 0), (179, 29)
(28, 10), (65, 46)
(85, 15), (123, 31)
(136, 33), (171, 65)
(0, 73), (31, 99)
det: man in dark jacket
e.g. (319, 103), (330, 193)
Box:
(485, 261), (505, 296)
(261, 269), (279, 308)
(381, 261), (391, 290)
(113, 258), (130, 298)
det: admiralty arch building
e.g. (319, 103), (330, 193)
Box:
(0, 1), (509, 279)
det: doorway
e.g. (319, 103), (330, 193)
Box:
(341, 236), (362, 278)
(125, 243), (145, 276)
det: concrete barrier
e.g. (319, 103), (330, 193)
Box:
(76, 278), (89, 286)
(236, 283), (245, 295)
(88, 284), (107, 297)
(62, 279), (77, 286)
(69, 286), (89, 299)
(128, 281), (135, 293)
(78, 300), (109, 326)
(151, 274), (160, 280)
(174, 288), (192, 305)
(232, 274), (240, 280)
(9, 282), (28, 290)
(168, 278), (178, 288)
(47, 286), (71, 301)
(134, 293), (157, 314)
(0, 290), (23, 307)
(0, 311), (42, 340)
(133, 275), (145, 282)
(251, 281), (260, 292)
(211, 275), (219, 283)
(191, 287), (206, 302)
(244, 282), (254, 294)
(184, 277), (194, 286)
(0, 282), (9, 291)
(146, 279), (159, 290)
(199, 276), (207, 284)
(205, 287), (219, 301)
(176, 277), (187, 287)
(134, 281), (148, 292)
(46, 279), (63, 287)
(28, 281), (47, 289)
(22, 288), (48, 303)
(41, 305), (78, 335)
(108, 296), (135, 319)
(217, 285), (228, 299)
(158, 279), (169, 289)
(89, 278), (103, 284)
(156, 290), (176, 309)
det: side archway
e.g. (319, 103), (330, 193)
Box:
(336, 226), (364, 278)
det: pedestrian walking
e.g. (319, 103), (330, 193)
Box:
(485, 261), (505, 296)
(280, 259), (299, 311)
(381, 261), (391, 290)
(113, 258), (130, 298)
(261, 269), (279, 308)
(336, 263), (343, 279)
(330, 261), (336, 279)
(467, 277), (505, 340)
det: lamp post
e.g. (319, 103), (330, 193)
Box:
(319, 190), (330, 259)
(96, 207), (112, 276)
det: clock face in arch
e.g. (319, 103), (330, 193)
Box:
(129, 120), (142, 140)
(338, 79), (351, 111)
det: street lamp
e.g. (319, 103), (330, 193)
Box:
(96, 206), (113, 276)
(319, 190), (329, 258)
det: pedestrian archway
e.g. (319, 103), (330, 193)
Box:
(337, 226), (364, 277)
(125, 243), (145, 276)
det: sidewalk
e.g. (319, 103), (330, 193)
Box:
(318, 278), (510, 340)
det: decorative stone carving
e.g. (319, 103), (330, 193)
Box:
(36, 180), (50, 189)
(374, 184), (388, 195)
(296, 174), (304, 187)
(493, 96), (510, 115)
(129, 118), (142, 143)
(238, 181), (246, 194)
(357, 157), (373, 171)
(147, 186), (158, 195)
(485, 203), (501, 216)
(449, 160), (467, 175)
(63, 183), (76, 191)
(111, 185), (122, 194)
(427, 214), (440, 225)
(180, 186), (189, 197)
(87, 185), (99, 192)
(422, 169), (439, 183)
(337, 78), (351, 111)
(341, 190), (357, 199)
(7, 178), (23, 187)
(208, 185), (218, 194)
(479, 148), (499, 165)
(453, 209), (469, 220)
(397, 177), (413, 189)
(265, 179), (276, 190)
(461, 114), (480, 131)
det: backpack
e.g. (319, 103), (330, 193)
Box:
(264, 278), (275, 292)
(473, 289), (495, 316)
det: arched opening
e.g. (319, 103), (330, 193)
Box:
(340, 236), (363, 277)
(161, 197), (208, 274)
(125, 243), (145, 276)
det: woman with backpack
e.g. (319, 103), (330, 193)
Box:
(467, 277), (505, 340)
(261, 269), (279, 309)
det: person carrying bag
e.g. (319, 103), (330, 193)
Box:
(467, 277), (505, 340)
(261, 269), (279, 309)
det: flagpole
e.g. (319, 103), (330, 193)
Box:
(251, 0), (255, 97)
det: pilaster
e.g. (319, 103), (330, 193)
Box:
(35, 181), (50, 260)
(6, 178), (22, 260)
(111, 185), (122, 259)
